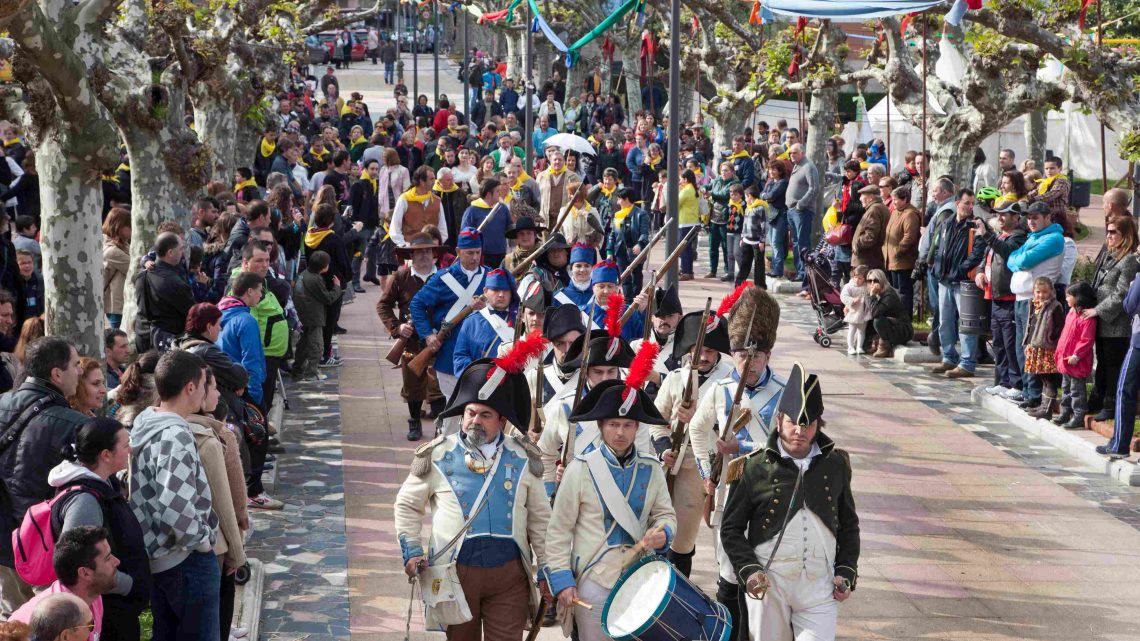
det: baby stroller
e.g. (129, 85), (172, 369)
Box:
(803, 248), (847, 348)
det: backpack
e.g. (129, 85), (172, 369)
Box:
(468, 63), (484, 87)
(13, 484), (105, 586)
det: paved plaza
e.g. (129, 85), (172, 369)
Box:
(238, 58), (1140, 641)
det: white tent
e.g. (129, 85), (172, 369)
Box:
(841, 37), (1129, 179)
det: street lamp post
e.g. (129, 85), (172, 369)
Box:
(433, 2), (440, 103)
(463, 10), (470, 118)
(523, 2), (534, 173)
(413, 3), (419, 102)
(664, 0), (680, 286)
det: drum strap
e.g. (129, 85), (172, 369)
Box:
(585, 447), (649, 542)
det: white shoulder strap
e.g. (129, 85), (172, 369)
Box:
(440, 269), (483, 323)
(554, 291), (575, 307)
(584, 448), (648, 542)
(478, 308), (516, 344)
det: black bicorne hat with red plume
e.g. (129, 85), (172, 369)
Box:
(439, 330), (549, 430)
(569, 341), (667, 425)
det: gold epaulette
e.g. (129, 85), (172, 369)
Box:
(725, 449), (763, 484)
(410, 434), (447, 477)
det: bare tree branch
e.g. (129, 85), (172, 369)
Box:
(303, 0), (383, 36)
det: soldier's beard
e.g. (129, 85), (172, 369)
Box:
(466, 424), (489, 447)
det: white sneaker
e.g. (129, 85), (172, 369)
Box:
(248, 493), (284, 510)
(985, 385), (1009, 395)
(1002, 388), (1024, 401)
(231, 627), (249, 639)
(847, 348), (857, 356)
(855, 348), (865, 355)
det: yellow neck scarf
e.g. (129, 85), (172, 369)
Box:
(993, 193), (1018, 208)
(512, 171), (532, 190)
(728, 150), (749, 161)
(776, 151), (789, 160)
(350, 135), (366, 149)
(448, 126), (463, 135)
(614, 205), (633, 229)
(471, 198), (493, 208)
(648, 158), (661, 171)
(433, 180), (459, 193)
(2, 138), (19, 147)
(305, 227), (333, 249)
(402, 187), (433, 204)
(234, 177), (257, 192)
(259, 137), (276, 158)
(364, 174), (378, 193)
(309, 147), (328, 160)
(600, 185), (616, 198)
(116, 163), (130, 173)
(1036, 174), (1060, 195)
(547, 165), (567, 177)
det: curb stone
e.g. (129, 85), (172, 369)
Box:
(232, 559), (264, 641)
(971, 386), (1140, 486)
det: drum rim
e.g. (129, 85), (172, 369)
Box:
(601, 555), (676, 640)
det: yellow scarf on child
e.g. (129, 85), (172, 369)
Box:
(613, 205), (633, 229)
(600, 184), (617, 198)
(259, 137), (276, 158)
(305, 227), (333, 249)
(234, 177), (257, 193)
(1036, 174), (1060, 196)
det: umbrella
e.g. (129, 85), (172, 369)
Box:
(543, 133), (597, 156)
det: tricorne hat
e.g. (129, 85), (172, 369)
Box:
(568, 342), (666, 426)
(777, 362), (824, 426)
(438, 331), (549, 431)
(542, 303), (586, 341)
(506, 215), (545, 239)
(653, 286), (683, 318)
(673, 284), (749, 359)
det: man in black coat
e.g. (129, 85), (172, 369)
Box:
(349, 159), (381, 292)
(721, 362), (859, 641)
(0, 337), (87, 617)
(304, 203), (353, 363)
(136, 232), (195, 351)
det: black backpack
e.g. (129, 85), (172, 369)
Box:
(468, 63), (484, 87)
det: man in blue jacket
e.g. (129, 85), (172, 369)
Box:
(608, 188), (651, 301)
(724, 135), (756, 190)
(218, 272), (267, 406)
(499, 78), (520, 116)
(928, 189), (986, 379)
(410, 227), (487, 432)
(586, 260), (648, 341)
(452, 268), (516, 375)
(460, 179), (510, 267)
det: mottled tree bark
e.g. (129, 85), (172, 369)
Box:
(1025, 111), (1047, 168)
(705, 92), (755, 158)
(616, 40), (642, 117)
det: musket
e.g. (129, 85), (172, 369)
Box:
(384, 336), (408, 367)
(510, 232), (560, 279)
(703, 305), (758, 529)
(619, 225), (701, 325)
(641, 271), (656, 343)
(477, 200), (505, 233)
(531, 351), (546, 435)
(525, 599), (548, 641)
(405, 296), (486, 377)
(619, 217), (673, 283)
(555, 298), (596, 496)
(666, 297), (712, 494)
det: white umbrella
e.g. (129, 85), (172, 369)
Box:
(543, 133), (597, 156)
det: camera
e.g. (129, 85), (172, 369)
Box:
(233, 562), (251, 585)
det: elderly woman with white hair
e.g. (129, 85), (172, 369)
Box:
(866, 268), (914, 357)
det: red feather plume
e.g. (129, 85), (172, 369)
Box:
(491, 329), (548, 375)
(625, 341), (660, 392)
(717, 282), (752, 318)
(605, 293), (625, 338)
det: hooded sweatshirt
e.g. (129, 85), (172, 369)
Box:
(128, 407), (217, 574)
(47, 460), (134, 596)
(218, 295), (266, 404)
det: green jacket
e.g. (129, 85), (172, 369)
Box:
(720, 429), (860, 589)
(229, 267), (288, 357)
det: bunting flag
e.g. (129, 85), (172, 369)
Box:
(757, 0), (944, 23)
(602, 37), (615, 61)
(1078, 0), (1097, 29)
(899, 12), (916, 35)
(478, 7), (510, 23)
(514, 0), (646, 67)
(691, 15), (701, 36)
(749, 0), (763, 25)
(944, 0), (968, 25)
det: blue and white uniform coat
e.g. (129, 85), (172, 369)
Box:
(409, 262), (487, 376)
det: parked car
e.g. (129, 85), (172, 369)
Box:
(316, 30), (369, 61)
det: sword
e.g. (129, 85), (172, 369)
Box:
(746, 465), (805, 600)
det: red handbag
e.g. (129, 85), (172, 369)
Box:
(825, 223), (855, 246)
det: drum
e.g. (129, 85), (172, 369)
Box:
(601, 555), (732, 641)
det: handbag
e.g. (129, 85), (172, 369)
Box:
(420, 451), (503, 628)
(825, 222), (855, 246)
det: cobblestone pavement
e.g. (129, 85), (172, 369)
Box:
(244, 370), (352, 641)
(778, 300), (1140, 532)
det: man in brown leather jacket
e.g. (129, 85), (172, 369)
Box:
(377, 232), (445, 440)
(721, 362), (860, 641)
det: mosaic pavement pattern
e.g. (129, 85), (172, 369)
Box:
(245, 370), (351, 640)
(778, 298), (1140, 531)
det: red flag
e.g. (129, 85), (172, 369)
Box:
(1078, 0), (1097, 29)
(602, 37), (615, 62)
(748, 0), (762, 26)
(690, 15), (700, 37)
(966, 0), (983, 8)
(794, 16), (808, 35)
(899, 12), (917, 36)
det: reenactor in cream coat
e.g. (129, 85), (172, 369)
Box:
(394, 341), (552, 640)
(546, 342), (677, 641)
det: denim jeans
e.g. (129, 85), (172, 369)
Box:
(680, 225), (698, 274)
(990, 299), (1021, 388)
(725, 233), (740, 276)
(1014, 299), (1041, 401)
(1110, 344), (1140, 454)
(151, 551), (222, 641)
(887, 270), (913, 320)
(384, 61), (394, 83)
(708, 223), (728, 274)
(926, 270), (941, 337)
(787, 207), (814, 278)
(767, 213), (788, 277)
(937, 281), (978, 372)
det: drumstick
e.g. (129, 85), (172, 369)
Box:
(573, 599), (593, 610)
